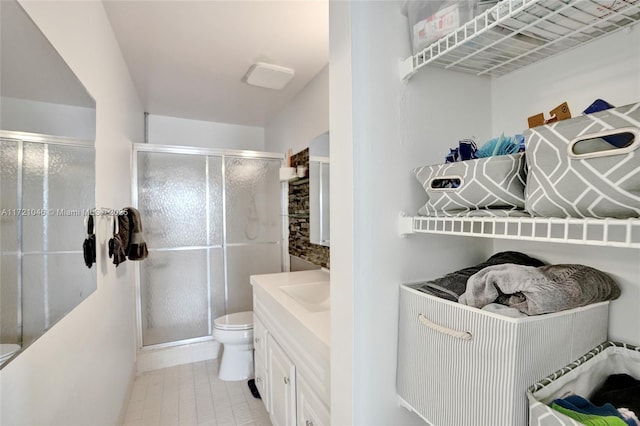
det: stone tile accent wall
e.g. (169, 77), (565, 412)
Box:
(288, 148), (330, 269)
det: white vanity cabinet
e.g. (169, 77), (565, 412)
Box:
(251, 270), (331, 426)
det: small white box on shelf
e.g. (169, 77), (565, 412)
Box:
(396, 283), (609, 426)
(279, 167), (297, 181)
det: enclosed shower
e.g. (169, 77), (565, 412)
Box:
(0, 132), (96, 366)
(133, 144), (283, 348)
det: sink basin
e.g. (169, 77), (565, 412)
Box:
(280, 281), (330, 312)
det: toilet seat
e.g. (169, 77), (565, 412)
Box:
(214, 311), (253, 331)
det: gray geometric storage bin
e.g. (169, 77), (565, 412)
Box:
(525, 102), (640, 218)
(413, 153), (527, 217)
(528, 341), (640, 426)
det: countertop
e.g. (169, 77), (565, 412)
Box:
(250, 269), (330, 347)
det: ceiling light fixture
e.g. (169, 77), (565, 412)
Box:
(244, 62), (295, 90)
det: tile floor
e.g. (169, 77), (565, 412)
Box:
(122, 359), (272, 426)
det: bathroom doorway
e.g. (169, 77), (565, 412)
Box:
(132, 144), (283, 348)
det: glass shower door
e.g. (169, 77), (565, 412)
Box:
(224, 156), (282, 313)
(137, 151), (224, 347)
(135, 147), (283, 348)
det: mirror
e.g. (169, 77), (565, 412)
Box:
(1, 0), (97, 368)
(309, 132), (330, 247)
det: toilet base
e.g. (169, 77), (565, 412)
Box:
(219, 344), (254, 381)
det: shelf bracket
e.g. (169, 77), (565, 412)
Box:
(398, 212), (415, 237)
(399, 56), (415, 81)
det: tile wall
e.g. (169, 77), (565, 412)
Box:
(288, 149), (330, 268)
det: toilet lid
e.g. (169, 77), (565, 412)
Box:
(214, 311), (253, 330)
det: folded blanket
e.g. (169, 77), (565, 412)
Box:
(459, 263), (620, 315)
(415, 251), (545, 301)
(124, 207), (148, 261)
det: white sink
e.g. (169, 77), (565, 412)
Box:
(280, 281), (330, 312)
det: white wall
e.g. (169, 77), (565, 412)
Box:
(0, 97), (96, 140)
(265, 65), (329, 155)
(328, 2), (354, 424)
(491, 26), (640, 136)
(147, 114), (265, 151)
(0, 1), (144, 425)
(331, 2), (491, 425)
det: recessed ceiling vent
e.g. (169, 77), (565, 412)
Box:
(244, 62), (294, 90)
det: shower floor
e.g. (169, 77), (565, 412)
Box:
(122, 358), (271, 426)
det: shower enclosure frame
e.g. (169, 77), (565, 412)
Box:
(131, 143), (286, 351)
(1, 129), (95, 360)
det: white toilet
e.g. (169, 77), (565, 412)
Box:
(213, 311), (254, 381)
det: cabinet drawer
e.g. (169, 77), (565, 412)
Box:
(396, 284), (609, 426)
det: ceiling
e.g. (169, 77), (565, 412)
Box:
(102, 0), (329, 127)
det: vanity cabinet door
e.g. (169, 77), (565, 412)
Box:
(253, 315), (269, 409)
(268, 334), (296, 426)
(297, 375), (330, 426)
(254, 352), (268, 404)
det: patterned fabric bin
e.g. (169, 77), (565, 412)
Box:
(528, 342), (640, 426)
(525, 102), (640, 218)
(396, 283), (610, 426)
(413, 153), (527, 217)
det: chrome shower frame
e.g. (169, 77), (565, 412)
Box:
(131, 143), (285, 351)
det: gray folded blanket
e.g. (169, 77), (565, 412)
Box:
(459, 263), (620, 315)
(415, 251), (545, 301)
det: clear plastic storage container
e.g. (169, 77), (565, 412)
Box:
(404, 0), (479, 55)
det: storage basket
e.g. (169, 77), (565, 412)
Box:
(525, 102), (640, 218)
(396, 283), (609, 426)
(404, 0), (479, 55)
(528, 341), (640, 426)
(413, 153), (527, 216)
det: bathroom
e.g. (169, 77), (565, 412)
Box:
(1, 1), (640, 426)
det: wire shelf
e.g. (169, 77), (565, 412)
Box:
(399, 215), (640, 248)
(401, 0), (640, 79)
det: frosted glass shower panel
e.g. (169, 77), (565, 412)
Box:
(21, 252), (95, 345)
(209, 247), (226, 324)
(225, 157), (281, 244)
(207, 156), (223, 245)
(46, 253), (96, 325)
(21, 142), (95, 252)
(1, 139), (19, 249)
(226, 244), (282, 313)
(137, 152), (212, 248)
(140, 249), (210, 346)
(1, 140), (19, 343)
(0, 254), (19, 343)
